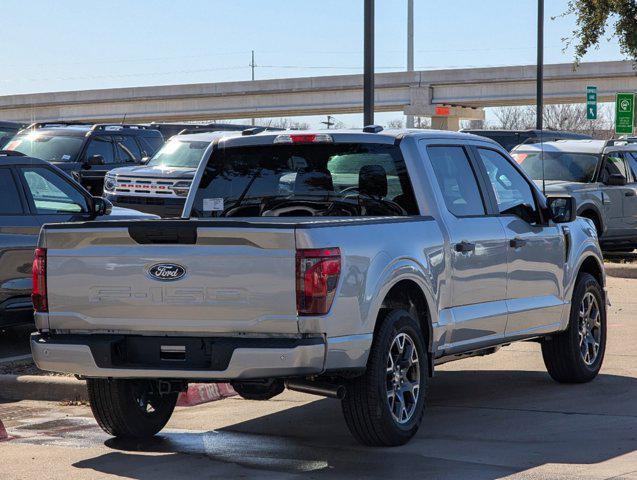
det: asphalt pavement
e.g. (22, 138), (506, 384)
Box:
(0, 273), (635, 479)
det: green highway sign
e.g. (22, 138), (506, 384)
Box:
(615, 93), (635, 135)
(586, 86), (597, 120)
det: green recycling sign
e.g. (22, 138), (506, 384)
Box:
(615, 93), (635, 135)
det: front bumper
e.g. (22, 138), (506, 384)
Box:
(105, 194), (186, 218)
(31, 333), (326, 380)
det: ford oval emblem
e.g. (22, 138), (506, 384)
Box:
(147, 263), (186, 281)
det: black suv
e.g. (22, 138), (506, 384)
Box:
(0, 121), (26, 148)
(461, 129), (592, 152)
(3, 122), (164, 194)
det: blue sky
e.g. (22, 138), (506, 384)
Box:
(0, 0), (625, 126)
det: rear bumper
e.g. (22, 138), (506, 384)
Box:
(31, 333), (325, 380)
(106, 194), (185, 218)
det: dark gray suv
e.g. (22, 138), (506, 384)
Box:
(0, 154), (155, 328)
(3, 122), (164, 195)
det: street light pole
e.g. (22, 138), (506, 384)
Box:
(363, 0), (375, 126)
(406, 0), (415, 128)
(536, 0), (544, 130)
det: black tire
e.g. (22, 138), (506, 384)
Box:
(231, 379), (284, 400)
(87, 379), (178, 438)
(341, 308), (428, 447)
(541, 273), (606, 383)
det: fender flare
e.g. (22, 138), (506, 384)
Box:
(367, 257), (437, 353)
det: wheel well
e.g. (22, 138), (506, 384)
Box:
(579, 208), (601, 233)
(578, 256), (604, 287)
(379, 279), (432, 355)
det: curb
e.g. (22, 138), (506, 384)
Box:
(604, 262), (637, 279)
(0, 374), (235, 407)
(0, 374), (88, 402)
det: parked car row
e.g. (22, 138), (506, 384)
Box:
(29, 127), (606, 446)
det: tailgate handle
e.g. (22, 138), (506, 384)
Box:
(160, 345), (186, 361)
(129, 222), (197, 244)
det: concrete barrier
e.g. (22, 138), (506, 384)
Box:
(177, 383), (236, 407)
(0, 419), (9, 441)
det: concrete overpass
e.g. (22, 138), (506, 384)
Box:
(0, 60), (635, 130)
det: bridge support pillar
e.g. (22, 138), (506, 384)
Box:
(431, 115), (461, 131)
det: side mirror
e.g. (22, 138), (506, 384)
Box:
(92, 196), (112, 217)
(85, 154), (104, 167)
(548, 196), (576, 223)
(605, 173), (627, 186)
(141, 156), (151, 164)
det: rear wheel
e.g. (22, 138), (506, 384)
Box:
(87, 379), (178, 438)
(541, 273), (606, 383)
(341, 309), (428, 446)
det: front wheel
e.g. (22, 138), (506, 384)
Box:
(541, 273), (606, 383)
(341, 309), (428, 446)
(87, 379), (178, 438)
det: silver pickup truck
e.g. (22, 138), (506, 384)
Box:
(31, 128), (606, 446)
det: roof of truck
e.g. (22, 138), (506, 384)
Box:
(218, 128), (499, 144)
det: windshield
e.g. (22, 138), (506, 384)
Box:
(512, 150), (600, 183)
(4, 132), (84, 162)
(0, 129), (18, 149)
(147, 139), (209, 168)
(191, 142), (419, 218)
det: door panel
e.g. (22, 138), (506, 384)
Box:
(474, 147), (566, 336)
(600, 153), (630, 238)
(499, 216), (565, 335)
(424, 144), (509, 352)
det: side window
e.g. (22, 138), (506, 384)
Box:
(626, 152), (637, 183)
(20, 167), (88, 214)
(85, 136), (116, 164)
(427, 146), (486, 216)
(0, 168), (24, 214)
(602, 153), (630, 183)
(115, 136), (142, 163)
(477, 148), (537, 217)
(139, 136), (164, 157)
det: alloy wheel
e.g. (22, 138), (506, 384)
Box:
(386, 332), (420, 424)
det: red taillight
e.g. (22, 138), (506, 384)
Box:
(296, 247), (341, 316)
(32, 247), (47, 312)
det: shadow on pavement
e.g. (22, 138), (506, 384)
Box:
(73, 369), (637, 479)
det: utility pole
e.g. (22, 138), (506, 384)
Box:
(250, 50), (256, 126)
(536, 0), (544, 130)
(363, 0), (375, 126)
(406, 0), (415, 128)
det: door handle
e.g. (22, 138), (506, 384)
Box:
(509, 238), (527, 248)
(454, 241), (476, 253)
(625, 191), (636, 197)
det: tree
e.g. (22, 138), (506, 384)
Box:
(386, 119), (404, 129)
(266, 118), (310, 130)
(562, 1), (637, 63)
(493, 106), (535, 130)
(491, 104), (613, 137)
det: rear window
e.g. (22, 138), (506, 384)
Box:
(191, 143), (418, 217)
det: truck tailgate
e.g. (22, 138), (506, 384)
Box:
(41, 221), (298, 334)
